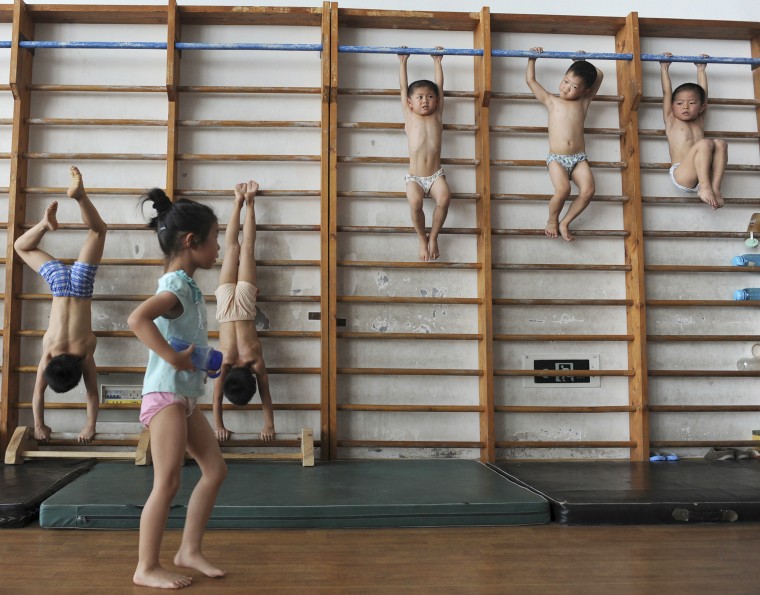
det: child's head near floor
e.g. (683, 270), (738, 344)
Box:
(224, 366), (258, 406)
(44, 354), (82, 393)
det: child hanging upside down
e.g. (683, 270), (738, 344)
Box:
(14, 166), (107, 443)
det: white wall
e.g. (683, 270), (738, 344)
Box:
(4, 2), (760, 458)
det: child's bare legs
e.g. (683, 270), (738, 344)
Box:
(68, 166), (108, 263)
(173, 407), (227, 578)
(674, 139), (721, 209)
(559, 162), (595, 242)
(133, 405), (193, 590)
(406, 182), (429, 261)
(545, 162), (571, 239)
(239, 181), (258, 286)
(14, 202), (58, 270)
(219, 188), (244, 286)
(427, 177), (451, 261)
(710, 139), (728, 208)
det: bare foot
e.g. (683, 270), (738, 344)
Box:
(545, 220), (559, 239)
(34, 424), (52, 442)
(133, 567), (193, 589)
(428, 236), (440, 260)
(697, 186), (718, 209)
(42, 201), (59, 232)
(418, 236), (430, 261)
(559, 221), (575, 242)
(78, 424), (96, 444)
(66, 166), (86, 201)
(174, 551), (226, 579)
(712, 187), (725, 209)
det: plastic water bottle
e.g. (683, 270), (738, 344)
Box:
(168, 337), (222, 378)
(733, 288), (760, 301)
(737, 358), (760, 371)
(732, 255), (760, 266)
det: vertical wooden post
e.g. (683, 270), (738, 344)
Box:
(165, 0), (180, 198)
(474, 7), (494, 462)
(616, 12), (648, 461)
(325, 2), (338, 460)
(751, 37), (760, 157)
(1, 0), (35, 451)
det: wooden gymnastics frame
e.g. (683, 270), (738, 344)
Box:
(1, 1), (760, 462)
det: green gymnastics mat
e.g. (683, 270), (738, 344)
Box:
(40, 460), (549, 529)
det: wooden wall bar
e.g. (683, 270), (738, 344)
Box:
(1, 2), (759, 460)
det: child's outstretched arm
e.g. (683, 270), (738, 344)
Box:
(581, 54), (604, 101)
(79, 355), (99, 442)
(660, 52), (674, 122)
(696, 54), (709, 103)
(212, 369), (230, 441)
(526, 47), (551, 107)
(433, 46), (444, 114)
(398, 48), (411, 116)
(31, 360), (50, 441)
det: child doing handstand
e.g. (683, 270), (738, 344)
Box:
(128, 190), (227, 590)
(399, 46), (451, 261)
(526, 48), (603, 241)
(13, 166), (107, 443)
(660, 52), (727, 209)
(213, 180), (275, 442)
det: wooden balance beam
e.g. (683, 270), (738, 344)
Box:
(215, 428), (315, 467)
(4, 426), (152, 465)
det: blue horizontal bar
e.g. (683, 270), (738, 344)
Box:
(641, 53), (760, 66)
(20, 40), (167, 50)
(175, 42), (322, 52)
(492, 49), (632, 61)
(9, 40), (322, 51)
(339, 45), (483, 56)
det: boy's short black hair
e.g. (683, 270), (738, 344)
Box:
(44, 354), (83, 393)
(223, 366), (258, 406)
(672, 82), (706, 104)
(407, 79), (440, 98)
(565, 60), (598, 90)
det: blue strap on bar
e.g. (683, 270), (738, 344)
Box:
(339, 45), (483, 56)
(19, 40), (167, 50)
(175, 42), (322, 51)
(492, 49), (632, 61)
(11, 40), (323, 51)
(641, 53), (760, 66)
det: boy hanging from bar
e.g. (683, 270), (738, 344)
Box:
(526, 48), (603, 241)
(13, 166), (108, 442)
(660, 52), (727, 209)
(212, 180), (275, 442)
(399, 46), (452, 261)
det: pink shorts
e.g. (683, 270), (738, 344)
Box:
(140, 391), (197, 427)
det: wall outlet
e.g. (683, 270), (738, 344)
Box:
(101, 385), (143, 404)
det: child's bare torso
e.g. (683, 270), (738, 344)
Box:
(547, 97), (588, 154)
(43, 297), (95, 357)
(665, 117), (704, 163)
(405, 113), (443, 176)
(219, 320), (261, 366)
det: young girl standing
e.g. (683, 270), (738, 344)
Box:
(129, 189), (228, 589)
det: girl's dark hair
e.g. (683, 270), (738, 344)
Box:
(139, 189), (217, 257)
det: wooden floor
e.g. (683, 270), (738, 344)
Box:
(2, 523), (760, 593)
